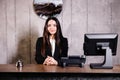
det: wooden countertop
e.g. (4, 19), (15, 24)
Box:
(0, 64), (120, 74)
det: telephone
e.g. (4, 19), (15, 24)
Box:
(60, 55), (86, 67)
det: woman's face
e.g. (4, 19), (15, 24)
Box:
(47, 19), (57, 35)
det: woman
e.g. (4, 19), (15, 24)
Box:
(35, 17), (68, 66)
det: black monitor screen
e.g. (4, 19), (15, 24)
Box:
(83, 33), (118, 69)
(84, 33), (118, 56)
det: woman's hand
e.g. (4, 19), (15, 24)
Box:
(43, 56), (58, 66)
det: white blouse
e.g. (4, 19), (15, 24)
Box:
(50, 39), (55, 56)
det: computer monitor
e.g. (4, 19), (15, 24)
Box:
(83, 33), (118, 69)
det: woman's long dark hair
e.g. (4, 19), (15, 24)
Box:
(41, 17), (63, 57)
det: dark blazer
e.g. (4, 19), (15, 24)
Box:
(35, 37), (68, 65)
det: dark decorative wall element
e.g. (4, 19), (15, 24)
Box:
(33, 0), (63, 19)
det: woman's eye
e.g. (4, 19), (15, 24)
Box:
(53, 24), (56, 27)
(48, 24), (51, 27)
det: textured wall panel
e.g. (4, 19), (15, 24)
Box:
(0, 0), (7, 64)
(111, 0), (120, 64)
(0, 0), (120, 65)
(6, 0), (16, 64)
(15, 0), (30, 64)
(71, 0), (87, 56)
(62, 0), (72, 55)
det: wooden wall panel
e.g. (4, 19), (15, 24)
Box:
(15, 0), (30, 64)
(0, 0), (7, 64)
(6, 0), (16, 64)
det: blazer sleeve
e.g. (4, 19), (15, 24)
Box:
(57, 38), (68, 65)
(61, 38), (68, 57)
(35, 37), (45, 64)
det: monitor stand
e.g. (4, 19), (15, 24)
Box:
(90, 47), (113, 69)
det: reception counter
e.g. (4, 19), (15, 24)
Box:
(0, 64), (120, 80)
